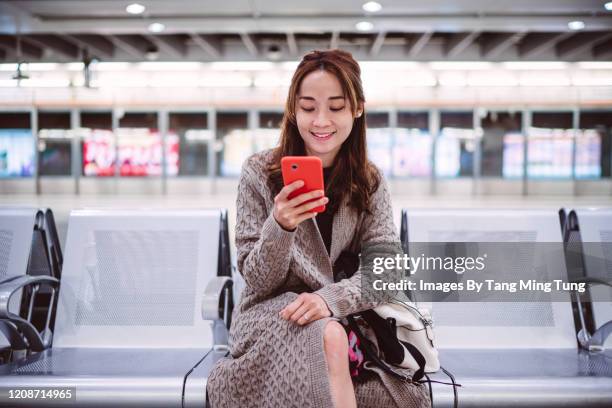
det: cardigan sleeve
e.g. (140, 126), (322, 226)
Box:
(314, 173), (401, 318)
(235, 156), (296, 297)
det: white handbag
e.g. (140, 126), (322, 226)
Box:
(373, 299), (440, 373)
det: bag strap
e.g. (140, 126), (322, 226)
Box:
(346, 314), (426, 383)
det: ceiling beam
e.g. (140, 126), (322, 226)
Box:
(145, 34), (187, 58)
(107, 34), (150, 59)
(370, 32), (386, 56)
(330, 31), (340, 49)
(60, 34), (114, 59)
(286, 32), (298, 56)
(240, 33), (258, 56)
(594, 38), (612, 58)
(0, 35), (43, 60)
(407, 32), (432, 58)
(518, 32), (572, 58)
(9, 16), (612, 34)
(189, 33), (221, 58)
(480, 32), (522, 59)
(445, 32), (480, 57)
(22, 34), (79, 59)
(556, 32), (612, 59)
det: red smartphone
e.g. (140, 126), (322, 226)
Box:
(281, 156), (326, 213)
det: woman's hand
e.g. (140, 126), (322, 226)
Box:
(273, 180), (328, 231)
(279, 293), (331, 325)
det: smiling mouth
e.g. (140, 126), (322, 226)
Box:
(310, 131), (336, 140)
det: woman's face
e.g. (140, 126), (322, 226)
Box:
(295, 70), (360, 167)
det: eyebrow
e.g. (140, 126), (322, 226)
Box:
(298, 96), (345, 101)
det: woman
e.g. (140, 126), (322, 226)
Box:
(207, 49), (430, 408)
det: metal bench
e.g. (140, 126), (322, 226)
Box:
(401, 208), (612, 408)
(565, 208), (612, 352)
(0, 207), (59, 364)
(0, 208), (233, 407)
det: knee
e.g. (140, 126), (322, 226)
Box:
(323, 321), (348, 363)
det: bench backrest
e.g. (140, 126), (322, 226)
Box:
(402, 209), (577, 349)
(54, 209), (223, 349)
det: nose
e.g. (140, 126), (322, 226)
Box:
(312, 110), (332, 128)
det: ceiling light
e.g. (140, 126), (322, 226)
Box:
(137, 62), (203, 70)
(605, 2), (612, 11)
(502, 61), (567, 70)
(0, 63), (17, 71)
(148, 22), (165, 33)
(568, 21), (585, 30)
(355, 21), (374, 31)
(209, 61), (275, 71)
(362, 2), (382, 13)
(438, 72), (467, 87)
(145, 46), (159, 61)
(429, 61), (493, 70)
(266, 44), (282, 61)
(25, 63), (58, 71)
(126, 3), (145, 15)
(577, 61), (612, 69)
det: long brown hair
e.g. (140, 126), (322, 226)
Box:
(267, 49), (380, 215)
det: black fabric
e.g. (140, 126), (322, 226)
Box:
(333, 251), (360, 282)
(315, 167), (334, 256)
(361, 310), (405, 366)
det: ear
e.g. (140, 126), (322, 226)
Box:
(355, 102), (364, 118)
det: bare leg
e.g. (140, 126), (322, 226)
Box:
(324, 321), (357, 408)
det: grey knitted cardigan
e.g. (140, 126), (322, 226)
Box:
(207, 149), (430, 408)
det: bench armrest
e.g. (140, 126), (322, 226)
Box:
(570, 277), (612, 351)
(201, 276), (233, 329)
(0, 275), (59, 352)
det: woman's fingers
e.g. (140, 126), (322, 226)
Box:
(288, 303), (311, 324)
(276, 179), (304, 201)
(286, 189), (324, 208)
(280, 294), (330, 326)
(293, 196), (329, 215)
(279, 296), (304, 320)
(274, 181), (324, 231)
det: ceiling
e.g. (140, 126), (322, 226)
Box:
(0, 0), (611, 63)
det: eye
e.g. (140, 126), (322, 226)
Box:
(300, 106), (315, 112)
(330, 106), (345, 112)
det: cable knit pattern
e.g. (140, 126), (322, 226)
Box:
(206, 149), (430, 408)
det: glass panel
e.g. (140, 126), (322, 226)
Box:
(117, 112), (163, 177)
(480, 111), (523, 178)
(38, 112), (72, 176)
(579, 111), (612, 179)
(80, 112), (115, 177)
(437, 111), (474, 178)
(169, 112), (210, 176)
(528, 112), (573, 179)
(366, 112), (392, 176)
(393, 112), (432, 178)
(254, 112), (282, 153)
(0, 113), (34, 177)
(259, 112), (283, 129)
(217, 112), (249, 177)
